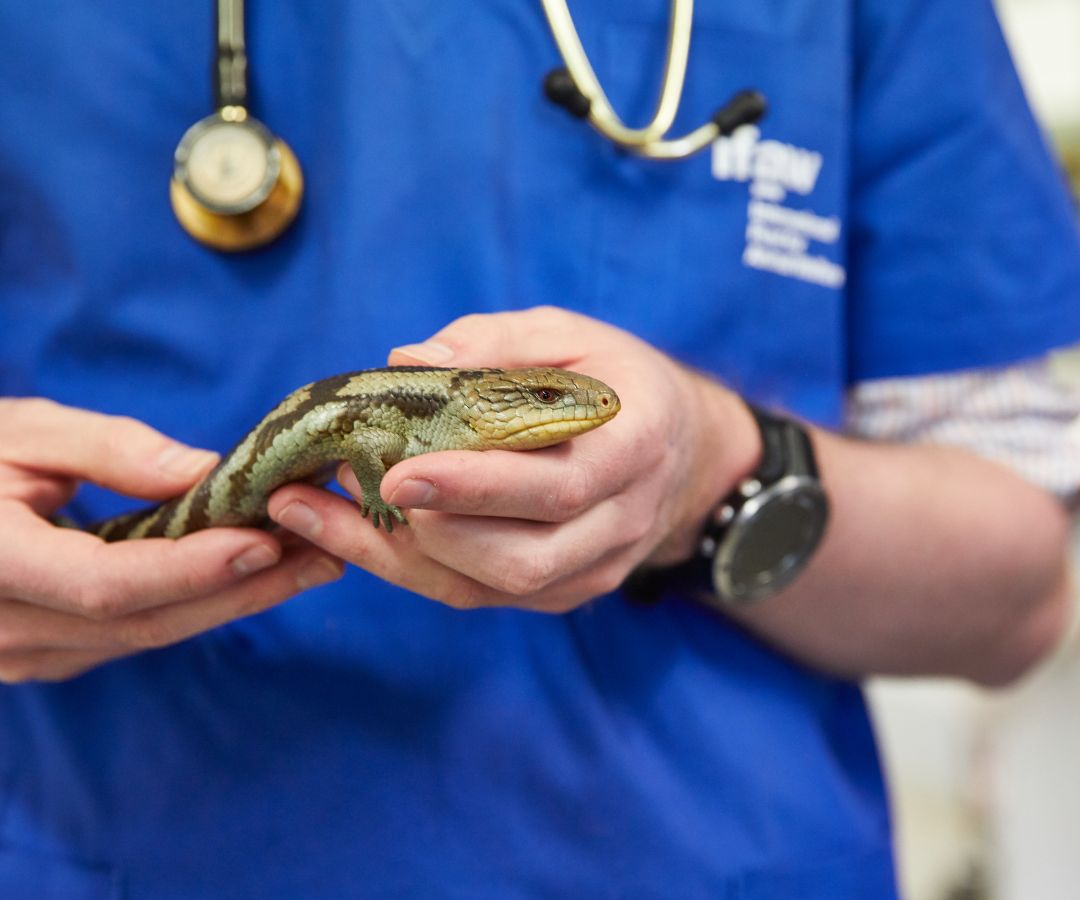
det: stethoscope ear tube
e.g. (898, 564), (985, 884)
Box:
(713, 90), (768, 136)
(543, 68), (592, 119)
(540, 0), (768, 159)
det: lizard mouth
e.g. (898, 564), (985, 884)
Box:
(494, 408), (619, 447)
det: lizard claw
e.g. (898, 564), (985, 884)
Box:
(360, 498), (408, 533)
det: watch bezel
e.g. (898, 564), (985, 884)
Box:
(711, 473), (828, 605)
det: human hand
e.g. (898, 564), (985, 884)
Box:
(0, 398), (343, 683)
(266, 307), (760, 612)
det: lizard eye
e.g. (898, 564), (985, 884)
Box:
(534, 388), (562, 404)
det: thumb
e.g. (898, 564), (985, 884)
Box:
(388, 306), (599, 369)
(0, 398), (219, 500)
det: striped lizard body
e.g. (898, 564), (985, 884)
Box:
(90, 367), (620, 540)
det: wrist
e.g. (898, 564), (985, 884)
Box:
(647, 370), (762, 567)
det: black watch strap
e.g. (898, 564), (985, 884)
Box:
(750, 406), (819, 483)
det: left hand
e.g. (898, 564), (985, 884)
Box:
(267, 307), (759, 612)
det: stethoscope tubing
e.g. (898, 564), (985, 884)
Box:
(540, 0), (693, 146)
(540, 0), (767, 159)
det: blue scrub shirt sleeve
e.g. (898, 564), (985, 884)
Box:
(846, 0), (1080, 382)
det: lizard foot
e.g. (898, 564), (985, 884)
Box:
(360, 498), (409, 534)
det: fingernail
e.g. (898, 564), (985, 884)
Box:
(388, 479), (436, 508)
(275, 501), (323, 540)
(230, 544), (280, 577)
(297, 556), (344, 591)
(390, 341), (454, 365)
(158, 444), (218, 478)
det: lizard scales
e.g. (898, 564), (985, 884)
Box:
(91, 366), (620, 540)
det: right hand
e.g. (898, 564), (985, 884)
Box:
(0, 397), (344, 684)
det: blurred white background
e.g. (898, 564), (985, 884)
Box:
(868, 4), (1080, 898)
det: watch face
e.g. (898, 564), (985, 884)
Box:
(174, 114), (280, 214)
(714, 477), (828, 603)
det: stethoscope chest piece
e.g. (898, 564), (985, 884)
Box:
(172, 0), (303, 252)
(171, 108), (303, 252)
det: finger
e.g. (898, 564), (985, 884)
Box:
(0, 547), (342, 673)
(0, 501), (285, 618)
(267, 483), (515, 609)
(387, 306), (645, 370)
(269, 481), (641, 612)
(401, 488), (650, 600)
(0, 397), (220, 500)
(0, 597), (113, 652)
(99, 544), (342, 652)
(337, 441), (632, 524)
(0, 461), (78, 514)
(0, 647), (113, 684)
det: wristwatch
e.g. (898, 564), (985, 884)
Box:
(625, 404), (829, 607)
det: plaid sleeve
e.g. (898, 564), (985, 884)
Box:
(845, 353), (1080, 501)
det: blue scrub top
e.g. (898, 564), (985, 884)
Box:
(2, 1), (1079, 897)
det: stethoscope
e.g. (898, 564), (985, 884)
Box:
(172, 0), (767, 252)
(171, 0), (304, 252)
(541, 0), (767, 159)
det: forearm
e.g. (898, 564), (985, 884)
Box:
(714, 397), (1072, 686)
(274, 308), (1073, 688)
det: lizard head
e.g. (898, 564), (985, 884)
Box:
(451, 367), (620, 449)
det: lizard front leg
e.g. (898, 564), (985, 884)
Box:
(345, 430), (409, 533)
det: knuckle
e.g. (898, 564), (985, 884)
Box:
(441, 313), (491, 348)
(0, 657), (42, 685)
(531, 304), (572, 327)
(454, 312), (487, 331)
(544, 568), (622, 609)
(73, 581), (128, 621)
(14, 396), (59, 418)
(102, 415), (145, 457)
(437, 583), (488, 611)
(546, 473), (592, 522)
(618, 510), (653, 548)
(460, 476), (501, 515)
(161, 561), (202, 601)
(0, 668), (31, 685)
(0, 397), (55, 436)
(544, 595), (585, 614)
(591, 564), (629, 599)
(3, 653), (102, 683)
(119, 616), (177, 651)
(109, 413), (144, 434)
(0, 628), (30, 656)
(635, 425), (671, 469)
(496, 554), (557, 597)
(98, 414), (170, 470)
